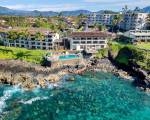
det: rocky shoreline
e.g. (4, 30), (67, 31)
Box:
(89, 58), (134, 81)
(0, 59), (69, 90)
(0, 58), (149, 91)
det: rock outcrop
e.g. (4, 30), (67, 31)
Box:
(0, 59), (67, 90)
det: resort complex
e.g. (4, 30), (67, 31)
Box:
(0, 2), (150, 119)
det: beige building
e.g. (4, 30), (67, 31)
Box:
(70, 32), (114, 53)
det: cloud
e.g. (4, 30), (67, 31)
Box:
(84, 0), (150, 9)
(4, 4), (87, 11)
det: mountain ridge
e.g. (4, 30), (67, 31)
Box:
(0, 6), (149, 16)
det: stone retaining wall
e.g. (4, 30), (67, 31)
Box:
(51, 59), (81, 68)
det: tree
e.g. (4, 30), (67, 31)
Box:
(112, 14), (123, 32)
(146, 14), (150, 30)
(96, 24), (106, 31)
(18, 30), (30, 40)
(7, 31), (19, 41)
(122, 5), (128, 13)
(35, 32), (44, 41)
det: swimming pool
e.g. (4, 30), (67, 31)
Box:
(59, 54), (80, 60)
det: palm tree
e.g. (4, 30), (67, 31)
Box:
(122, 5), (128, 13)
(7, 31), (19, 42)
(17, 30), (30, 40)
(146, 14), (150, 30)
(112, 14), (123, 32)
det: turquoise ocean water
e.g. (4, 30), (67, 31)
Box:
(0, 72), (150, 120)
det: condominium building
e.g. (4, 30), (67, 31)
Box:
(120, 11), (148, 31)
(2, 28), (60, 50)
(87, 13), (118, 26)
(123, 30), (150, 43)
(70, 32), (114, 53)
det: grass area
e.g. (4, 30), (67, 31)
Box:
(0, 46), (48, 64)
(112, 41), (150, 50)
(136, 43), (150, 50)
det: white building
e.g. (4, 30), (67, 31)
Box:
(87, 13), (118, 26)
(70, 32), (114, 53)
(120, 11), (148, 31)
(124, 30), (150, 43)
(3, 29), (60, 50)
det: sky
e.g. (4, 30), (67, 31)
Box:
(0, 0), (150, 12)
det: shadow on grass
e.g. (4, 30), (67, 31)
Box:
(13, 51), (32, 60)
(0, 48), (13, 54)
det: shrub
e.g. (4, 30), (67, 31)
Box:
(96, 48), (108, 59)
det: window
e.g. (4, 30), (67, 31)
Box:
(48, 43), (52, 46)
(48, 39), (52, 42)
(73, 41), (79, 44)
(43, 47), (46, 50)
(37, 46), (41, 49)
(87, 38), (91, 40)
(48, 35), (52, 38)
(37, 43), (41, 45)
(32, 42), (35, 45)
(99, 41), (105, 44)
(31, 38), (35, 40)
(93, 41), (98, 44)
(81, 41), (86, 44)
(87, 41), (91, 44)
(101, 45), (104, 48)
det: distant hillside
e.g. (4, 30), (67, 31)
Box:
(142, 6), (150, 13)
(61, 10), (91, 16)
(0, 6), (92, 16)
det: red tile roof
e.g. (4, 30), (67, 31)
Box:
(70, 32), (114, 38)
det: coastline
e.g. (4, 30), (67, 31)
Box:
(0, 58), (149, 91)
(0, 59), (68, 90)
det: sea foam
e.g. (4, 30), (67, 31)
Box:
(0, 85), (22, 113)
(20, 96), (48, 105)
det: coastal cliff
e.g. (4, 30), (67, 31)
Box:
(108, 45), (150, 91)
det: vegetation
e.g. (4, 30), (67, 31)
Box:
(96, 48), (108, 59)
(0, 46), (47, 63)
(0, 15), (87, 37)
(136, 43), (150, 50)
(146, 14), (150, 30)
(96, 24), (107, 31)
(109, 43), (150, 71)
(112, 14), (123, 32)
(96, 41), (150, 71)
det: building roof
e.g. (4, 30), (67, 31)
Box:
(70, 31), (114, 38)
(0, 27), (56, 35)
(127, 30), (150, 36)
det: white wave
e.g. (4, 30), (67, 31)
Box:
(20, 96), (48, 105)
(47, 83), (60, 89)
(0, 85), (21, 113)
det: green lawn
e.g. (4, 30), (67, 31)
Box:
(0, 46), (48, 63)
(136, 43), (150, 50)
